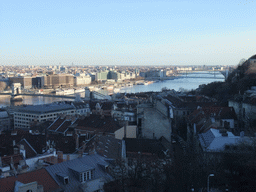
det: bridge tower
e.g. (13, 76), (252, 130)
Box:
(10, 83), (23, 102)
(85, 87), (91, 98)
(11, 83), (21, 96)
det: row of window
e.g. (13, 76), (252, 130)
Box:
(14, 111), (75, 119)
(14, 124), (29, 128)
(80, 170), (94, 182)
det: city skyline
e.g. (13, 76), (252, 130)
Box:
(1, 0), (256, 66)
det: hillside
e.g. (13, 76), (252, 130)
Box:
(197, 54), (256, 105)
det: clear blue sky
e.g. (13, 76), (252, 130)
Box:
(1, 0), (255, 66)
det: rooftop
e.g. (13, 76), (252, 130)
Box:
(0, 168), (60, 192)
(16, 103), (75, 114)
(45, 154), (112, 192)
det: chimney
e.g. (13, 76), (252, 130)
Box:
(78, 149), (83, 157)
(124, 121), (128, 138)
(76, 133), (79, 149)
(19, 145), (26, 158)
(57, 151), (63, 160)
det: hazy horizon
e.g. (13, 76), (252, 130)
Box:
(1, 0), (255, 66)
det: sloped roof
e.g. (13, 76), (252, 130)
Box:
(17, 138), (38, 158)
(1, 154), (23, 167)
(0, 131), (46, 157)
(188, 106), (237, 127)
(48, 117), (66, 131)
(124, 138), (166, 158)
(85, 135), (122, 159)
(56, 120), (72, 133)
(0, 168), (60, 192)
(198, 128), (243, 152)
(76, 115), (122, 133)
(45, 154), (112, 192)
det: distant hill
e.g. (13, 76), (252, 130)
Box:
(197, 54), (256, 105)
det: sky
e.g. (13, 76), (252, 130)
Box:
(1, 0), (256, 66)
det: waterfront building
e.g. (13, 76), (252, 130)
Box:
(13, 103), (76, 129)
(144, 69), (166, 79)
(44, 74), (74, 88)
(9, 76), (33, 89)
(96, 70), (109, 81)
(74, 73), (91, 86)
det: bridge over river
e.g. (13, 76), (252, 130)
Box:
(177, 70), (226, 80)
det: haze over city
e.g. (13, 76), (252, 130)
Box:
(1, 0), (256, 66)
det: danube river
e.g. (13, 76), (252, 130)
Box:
(120, 71), (224, 93)
(0, 71), (225, 107)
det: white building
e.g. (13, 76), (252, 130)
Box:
(14, 103), (76, 129)
(74, 73), (92, 86)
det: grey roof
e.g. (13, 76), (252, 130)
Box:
(45, 154), (113, 192)
(69, 164), (94, 173)
(16, 103), (75, 114)
(198, 129), (244, 152)
(0, 111), (8, 118)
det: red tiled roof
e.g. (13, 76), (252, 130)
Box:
(1, 154), (23, 167)
(41, 156), (64, 165)
(0, 168), (60, 192)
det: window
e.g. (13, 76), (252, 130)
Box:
(80, 170), (93, 182)
(91, 170), (94, 179)
(64, 177), (69, 184)
(87, 171), (90, 180)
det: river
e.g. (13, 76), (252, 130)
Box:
(0, 71), (225, 107)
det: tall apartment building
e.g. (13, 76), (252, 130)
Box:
(13, 103), (76, 129)
(9, 76), (33, 89)
(44, 74), (74, 88)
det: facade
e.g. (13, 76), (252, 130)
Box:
(96, 70), (135, 81)
(111, 102), (137, 123)
(228, 88), (256, 131)
(74, 73), (92, 86)
(144, 70), (166, 79)
(9, 76), (33, 89)
(96, 71), (109, 81)
(137, 103), (172, 142)
(115, 125), (137, 140)
(13, 103), (76, 129)
(0, 109), (10, 131)
(44, 74), (74, 88)
(32, 76), (45, 88)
